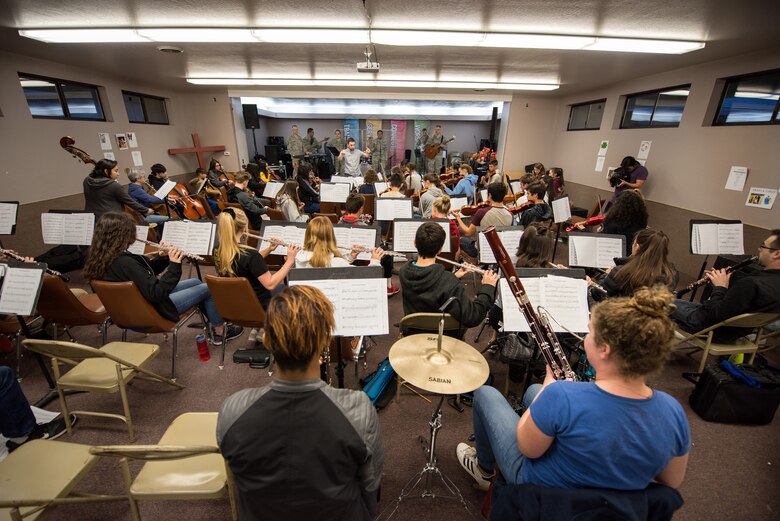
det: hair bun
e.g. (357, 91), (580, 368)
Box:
(629, 286), (674, 318)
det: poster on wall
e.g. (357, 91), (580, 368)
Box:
(126, 132), (139, 148)
(103, 152), (115, 160)
(131, 151), (143, 167)
(744, 187), (776, 210)
(724, 166), (748, 192)
(637, 140), (652, 160)
(98, 132), (112, 151)
(343, 119), (359, 145)
(595, 156), (606, 172)
(115, 133), (128, 150)
(598, 140), (609, 157)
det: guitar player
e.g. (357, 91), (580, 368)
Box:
(425, 124), (447, 174)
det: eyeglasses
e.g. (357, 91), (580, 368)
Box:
(758, 244), (779, 251)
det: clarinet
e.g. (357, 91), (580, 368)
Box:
(0, 248), (70, 281)
(675, 256), (758, 298)
(483, 226), (577, 381)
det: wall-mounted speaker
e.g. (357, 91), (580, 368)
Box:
(242, 104), (259, 129)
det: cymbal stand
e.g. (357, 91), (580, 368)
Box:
(377, 395), (477, 520)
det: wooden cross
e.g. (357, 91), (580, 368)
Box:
(167, 133), (226, 170)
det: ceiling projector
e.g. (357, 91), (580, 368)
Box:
(357, 47), (380, 73)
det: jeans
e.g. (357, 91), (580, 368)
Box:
(472, 384), (541, 484)
(460, 237), (479, 258)
(0, 366), (36, 438)
(168, 279), (223, 327)
(670, 299), (710, 334)
(143, 214), (169, 225)
(303, 202), (321, 215)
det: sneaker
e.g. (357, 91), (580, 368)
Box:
(212, 325), (244, 346)
(387, 285), (400, 297)
(6, 414), (77, 452)
(248, 328), (259, 343)
(255, 328), (265, 344)
(456, 442), (493, 491)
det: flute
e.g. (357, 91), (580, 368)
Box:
(244, 232), (406, 259)
(434, 256), (488, 275)
(135, 239), (205, 262)
(0, 248), (69, 281)
(676, 256), (758, 298)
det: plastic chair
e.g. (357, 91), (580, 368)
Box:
(90, 280), (203, 381)
(674, 312), (780, 373)
(204, 275), (266, 369)
(91, 412), (236, 521)
(23, 339), (184, 441)
(35, 274), (110, 344)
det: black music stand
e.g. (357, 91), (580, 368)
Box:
(687, 219), (744, 302)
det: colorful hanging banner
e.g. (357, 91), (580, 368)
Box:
(343, 118), (359, 144)
(413, 119), (430, 163)
(390, 119), (407, 166)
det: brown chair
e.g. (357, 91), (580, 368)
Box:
(204, 275), (266, 369)
(266, 207), (286, 221)
(0, 315), (25, 378)
(91, 281), (203, 380)
(362, 193), (376, 220)
(314, 212), (339, 224)
(36, 274), (110, 344)
(319, 201), (342, 217)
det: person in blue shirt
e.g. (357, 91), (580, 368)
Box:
(126, 170), (173, 228)
(457, 285), (690, 492)
(445, 164), (479, 204)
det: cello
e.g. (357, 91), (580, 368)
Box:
(168, 182), (208, 220)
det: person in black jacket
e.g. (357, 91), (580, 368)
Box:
(399, 222), (498, 337)
(208, 159), (232, 190)
(83, 212), (242, 345)
(296, 163), (321, 215)
(83, 159), (151, 219)
(518, 182), (553, 228)
(227, 172), (267, 230)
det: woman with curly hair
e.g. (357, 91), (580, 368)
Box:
(84, 212), (242, 345)
(601, 189), (649, 256)
(295, 216), (383, 268)
(358, 169), (379, 195)
(458, 286), (690, 493)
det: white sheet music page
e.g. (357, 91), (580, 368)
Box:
(500, 278), (538, 332)
(0, 265), (44, 315)
(41, 213), (63, 245)
(394, 221), (450, 253)
(480, 189), (488, 202)
(260, 225), (306, 256)
(320, 183), (350, 203)
(449, 196), (469, 211)
(0, 203), (17, 234)
(510, 181), (522, 194)
(127, 225), (149, 255)
(515, 194), (529, 206)
(160, 221), (214, 255)
(569, 235), (597, 267)
(153, 180), (177, 199)
(262, 181), (284, 199)
(539, 275), (589, 333)
(61, 213), (94, 246)
(348, 227), (378, 260)
(375, 199), (412, 221)
(552, 197), (572, 223)
(595, 237), (623, 268)
(374, 182), (388, 193)
(479, 228), (522, 264)
(691, 223), (719, 255)
(717, 223), (744, 255)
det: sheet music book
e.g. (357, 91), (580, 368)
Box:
(127, 225), (150, 255)
(331, 176), (360, 188)
(479, 189), (488, 203)
(375, 198), (413, 221)
(510, 181), (522, 194)
(0, 201), (19, 235)
(689, 220), (744, 255)
(514, 194), (529, 206)
(41, 212), (95, 245)
(258, 221), (307, 256)
(568, 232), (625, 268)
(552, 196), (572, 223)
(374, 182), (388, 194)
(332, 223), (380, 261)
(194, 177), (208, 195)
(320, 182), (351, 203)
(500, 271), (589, 333)
(0, 262), (46, 316)
(262, 180), (284, 199)
(449, 195), (469, 211)
(153, 180), (177, 199)
(478, 226), (525, 264)
(160, 220), (215, 256)
(393, 218), (451, 253)
(288, 267), (388, 336)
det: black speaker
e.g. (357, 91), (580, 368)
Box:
(242, 104), (259, 129)
(268, 136), (285, 146)
(264, 145), (284, 164)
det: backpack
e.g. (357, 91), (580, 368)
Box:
(360, 357), (397, 410)
(35, 245), (88, 274)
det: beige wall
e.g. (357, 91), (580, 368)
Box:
(0, 50), (238, 206)
(501, 96), (561, 170)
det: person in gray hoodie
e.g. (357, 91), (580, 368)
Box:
(419, 173), (444, 218)
(83, 159), (150, 218)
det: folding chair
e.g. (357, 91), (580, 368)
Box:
(23, 339), (184, 441)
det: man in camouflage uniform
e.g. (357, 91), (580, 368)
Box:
(329, 129), (346, 175)
(370, 130), (388, 175)
(425, 125), (446, 175)
(287, 125), (304, 173)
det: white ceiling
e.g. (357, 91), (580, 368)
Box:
(2, 0), (780, 99)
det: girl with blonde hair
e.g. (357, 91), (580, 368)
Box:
(296, 216), (383, 268)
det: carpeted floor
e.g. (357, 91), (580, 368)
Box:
(5, 245), (780, 521)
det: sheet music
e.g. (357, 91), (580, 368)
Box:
(480, 189), (488, 202)
(500, 275), (589, 333)
(0, 202), (18, 234)
(160, 221), (215, 255)
(320, 183), (351, 203)
(449, 195), (468, 211)
(716, 223), (744, 254)
(41, 213), (95, 245)
(510, 181), (522, 194)
(259, 224), (306, 256)
(568, 234), (623, 268)
(375, 182), (388, 193)
(0, 264), (45, 315)
(393, 220), (451, 253)
(262, 181), (284, 198)
(690, 222), (744, 255)
(153, 180), (177, 199)
(331, 176), (360, 188)
(127, 225), (149, 255)
(514, 194), (529, 206)
(478, 227), (524, 264)
(289, 275), (388, 336)
(552, 197), (572, 223)
(332, 226), (378, 260)
(375, 198), (412, 221)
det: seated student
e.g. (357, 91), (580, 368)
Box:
(296, 163), (321, 215)
(217, 285), (383, 521)
(399, 222), (499, 336)
(431, 194), (460, 242)
(339, 193), (399, 296)
(83, 212), (242, 345)
(1, 366), (75, 453)
(296, 216), (383, 269)
(358, 169), (379, 195)
(83, 159), (152, 219)
(245, 162), (266, 197)
(518, 181), (553, 227)
(671, 229), (780, 341)
(188, 167), (221, 216)
(420, 173), (445, 218)
(227, 172), (268, 230)
(454, 182), (513, 258)
(406, 163), (423, 196)
(126, 170), (172, 228)
(486, 160), (502, 185)
(596, 228), (678, 300)
(601, 190), (648, 257)
(548, 167), (588, 218)
(276, 179), (310, 223)
(457, 286), (690, 493)
(147, 163), (171, 191)
(379, 173), (406, 198)
(445, 164), (479, 203)
(208, 159), (232, 190)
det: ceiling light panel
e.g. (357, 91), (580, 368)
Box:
(19, 28), (149, 43)
(190, 78), (558, 90)
(137, 28), (256, 42)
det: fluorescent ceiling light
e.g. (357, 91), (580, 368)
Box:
(482, 33), (595, 49)
(371, 30), (485, 47)
(190, 78), (558, 90)
(254, 28), (368, 44)
(585, 38), (705, 54)
(19, 28), (149, 43)
(137, 28), (256, 42)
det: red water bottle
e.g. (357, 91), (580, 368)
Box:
(196, 334), (210, 361)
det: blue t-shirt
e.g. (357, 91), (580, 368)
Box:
(522, 381), (690, 490)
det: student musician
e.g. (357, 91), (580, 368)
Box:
(296, 216), (384, 269)
(379, 173), (406, 198)
(419, 174), (445, 219)
(276, 179), (309, 223)
(188, 167), (221, 216)
(296, 163), (321, 215)
(518, 181), (553, 228)
(217, 285), (383, 521)
(126, 170), (172, 228)
(83, 158), (151, 219)
(358, 169), (379, 195)
(406, 163), (423, 196)
(457, 286), (689, 495)
(485, 160), (502, 185)
(399, 222), (499, 337)
(147, 163), (170, 191)
(208, 159), (232, 190)
(431, 194), (460, 242)
(83, 212), (242, 345)
(227, 172), (268, 230)
(445, 164), (479, 203)
(454, 182), (513, 259)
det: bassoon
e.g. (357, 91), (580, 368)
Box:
(483, 226), (577, 381)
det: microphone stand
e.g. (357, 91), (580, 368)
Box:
(438, 296), (466, 412)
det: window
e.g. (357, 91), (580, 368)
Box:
(18, 73), (104, 120)
(620, 85), (690, 128)
(567, 99), (606, 130)
(123, 91), (169, 124)
(714, 69), (780, 125)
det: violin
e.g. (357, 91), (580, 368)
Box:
(565, 215), (605, 232)
(459, 202), (490, 217)
(60, 136), (96, 166)
(507, 201), (534, 215)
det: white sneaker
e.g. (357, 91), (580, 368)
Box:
(248, 328), (259, 343)
(456, 442), (493, 491)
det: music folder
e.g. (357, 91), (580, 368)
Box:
(41, 210), (95, 246)
(689, 219), (744, 255)
(393, 218), (451, 253)
(258, 221), (308, 256)
(0, 261), (46, 316)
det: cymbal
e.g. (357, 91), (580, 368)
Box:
(389, 334), (489, 395)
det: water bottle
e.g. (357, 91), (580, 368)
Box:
(196, 334), (210, 361)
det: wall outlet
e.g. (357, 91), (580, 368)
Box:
(223, 151), (231, 156)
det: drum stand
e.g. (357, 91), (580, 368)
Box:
(377, 395), (477, 520)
